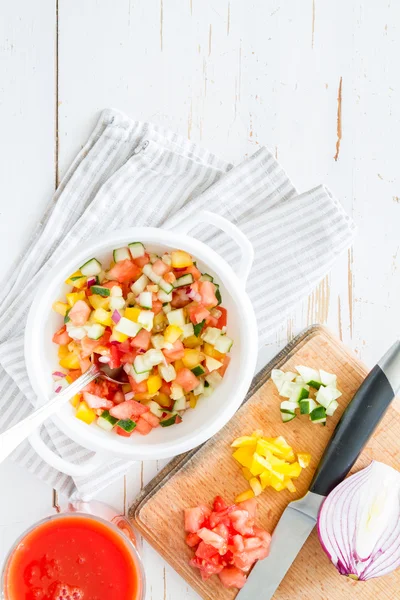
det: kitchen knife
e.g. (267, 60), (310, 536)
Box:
(236, 340), (400, 600)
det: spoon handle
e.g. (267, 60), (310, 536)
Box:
(0, 364), (99, 464)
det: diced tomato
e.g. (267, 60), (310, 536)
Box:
(205, 314), (218, 327)
(174, 368), (200, 392)
(233, 546), (269, 570)
(80, 336), (102, 358)
(188, 304), (210, 325)
(79, 356), (91, 373)
(68, 300), (91, 326)
(218, 566), (246, 589)
(164, 271), (176, 284)
(186, 532), (201, 548)
(229, 534), (245, 554)
(179, 265), (202, 280)
(52, 325), (71, 345)
(152, 299), (163, 315)
(184, 506), (211, 533)
(135, 417), (152, 435)
(116, 426), (133, 437)
(171, 288), (191, 308)
(130, 329), (151, 351)
(218, 355), (231, 377)
(160, 381), (171, 396)
(119, 350), (138, 364)
(189, 556), (223, 579)
(162, 340), (185, 362)
(127, 376), (148, 394)
(253, 527), (272, 549)
(229, 510), (254, 536)
(152, 259), (171, 276)
(133, 253), (150, 268)
(66, 369), (82, 382)
(113, 390), (125, 404)
(101, 280), (119, 290)
(141, 411), (160, 428)
(209, 506), (236, 529)
(216, 306), (227, 329)
(237, 498), (257, 519)
(109, 400), (136, 420)
(213, 496), (228, 512)
(197, 528), (226, 551)
(83, 379), (118, 399)
(195, 541), (219, 560)
(83, 392), (113, 410)
(212, 523), (229, 542)
(109, 344), (121, 369)
(129, 400), (150, 418)
(243, 537), (263, 551)
(106, 260), (141, 283)
(116, 340), (131, 354)
(199, 281), (218, 308)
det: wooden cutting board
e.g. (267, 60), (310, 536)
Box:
(129, 326), (400, 600)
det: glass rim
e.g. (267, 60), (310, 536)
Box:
(1, 511), (146, 600)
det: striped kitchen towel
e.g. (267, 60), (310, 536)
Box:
(0, 109), (355, 498)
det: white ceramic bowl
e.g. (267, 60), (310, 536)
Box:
(25, 212), (258, 477)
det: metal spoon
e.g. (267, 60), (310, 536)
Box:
(0, 362), (126, 464)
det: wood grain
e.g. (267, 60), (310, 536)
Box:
(130, 327), (400, 600)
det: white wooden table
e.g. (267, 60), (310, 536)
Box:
(1, 1), (399, 598)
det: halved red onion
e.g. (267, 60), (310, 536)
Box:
(318, 461), (400, 581)
(112, 310), (121, 324)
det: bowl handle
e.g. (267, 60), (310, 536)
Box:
(169, 211), (254, 285)
(29, 428), (106, 477)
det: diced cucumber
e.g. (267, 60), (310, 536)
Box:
(64, 308), (71, 324)
(319, 369), (337, 388)
(316, 385), (342, 408)
(138, 310), (154, 331)
(158, 278), (174, 294)
(205, 371), (223, 387)
(149, 253), (159, 264)
(173, 273), (194, 288)
(113, 247), (131, 262)
(310, 405), (327, 424)
(66, 325), (87, 340)
(80, 258), (102, 276)
(299, 398), (317, 415)
(167, 308), (185, 328)
(289, 384), (310, 404)
(173, 397), (186, 412)
(279, 381), (298, 398)
(131, 369), (150, 383)
(201, 327), (221, 345)
(151, 334), (165, 350)
(199, 273), (213, 282)
(162, 253), (172, 266)
(181, 323), (194, 339)
(193, 381), (205, 396)
(139, 291), (152, 309)
(205, 355), (223, 372)
(117, 419), (137, 432)
(295, 365), (323, 389)
(160, 414), (180, 427)
(162, 303), (172, 314)
(214, 335), (233, 354)
(97, 410), (118, 431)
(202, 385), (214, 398)
(193, 320), (206, 337)
(128, 242), (145, 259)
(110, 285), (123, 297)
(157, 289), (172, 303)
(90, 285), (110, 297)
(204, 380), (210, 388)
(134, 354), (152, 374)
(159, 363), (176, 382)
(191, 365), (205, 377)
(115, 317), (142, 337)
(271, 369), (297, 393)
(109, 297), (125, 311)
(85, 324), (105, 340)
(281, 412), (296, 423)
(170, 383), (184, 400)
(131, 274), (149, 296)
(143, 263), (161, 284)
(215, 286), (222, 305)
(148, 400), (164, 418)
(280, 400), (299, 413)
(326, 400), (339, 416)
(145, 349), (164, 366)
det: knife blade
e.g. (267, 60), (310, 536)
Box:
(237, 339), (400, 600)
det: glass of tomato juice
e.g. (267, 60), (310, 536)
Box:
(1, 501), (145, 600)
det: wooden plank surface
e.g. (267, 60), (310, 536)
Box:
(131, 326), (400, 599)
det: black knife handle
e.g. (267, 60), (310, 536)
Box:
(310, 341), (400, 497)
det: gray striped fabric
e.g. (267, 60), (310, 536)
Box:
(0, 109), (355, 498)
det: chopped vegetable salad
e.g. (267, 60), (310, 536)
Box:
(52, 245), (233, 436)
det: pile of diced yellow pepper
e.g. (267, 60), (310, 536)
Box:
(231, 431), (311, 502)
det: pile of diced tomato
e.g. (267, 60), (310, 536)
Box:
(184, 496), (271, 589)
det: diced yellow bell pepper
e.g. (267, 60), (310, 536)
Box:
(235, 489), (255, 503)
(52, 301), (69, 316)
(59, 352), (81, 370)
(256, 438), (290, 459)
(65, 270), (87, 289)
(135, 392), (154, 401)
(183, 335), (203, 349)
(70, 393), (81, 408)
(111, 329), (129, 343)
(88, 294), (110, 310)
(232, 447), (254, 469)
(242, 467), (253, 481)
(58, 345), (69, 359)
(285, 478), (297, 493)
(147, 374), (162, 395)
(264, 436), (296, 461)
(75, 400), (96, 424)
(249, 477), (263, 496)
(182, 349), (202, 369)
(250, 458), (266, 477)
(252, 453), (285, 481)
(297, 452), (311, 469)
(203, 343), (225, 361)
(125, 306), (141, 322)
(153, 312), (167, 332)
(231, 436), (258, 448)
(93, 308), (112, 327)
(155, 392), (172, 408)
(171, 250), (193, 268)
(188, 392), (197, 409)
(164, 325), (183, 344)
(273, 461), (302, 478)
(269, 474), (286, 491)
(174, 359), (185, 372)
(66, 291), (86, 307)
(259, 471), (272, 489)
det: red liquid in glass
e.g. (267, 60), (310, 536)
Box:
(5, 516), (140, 600)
